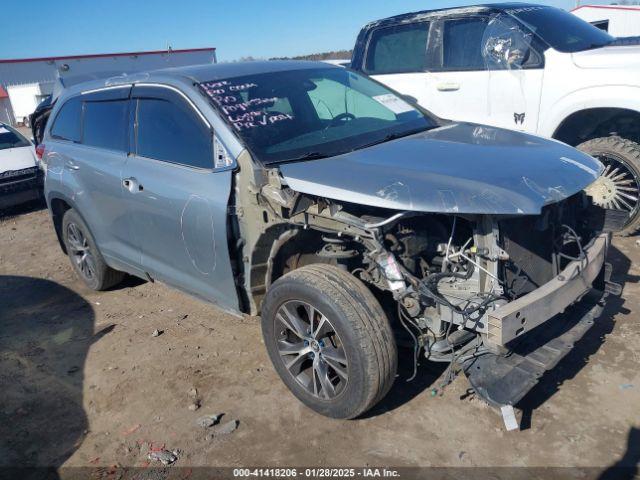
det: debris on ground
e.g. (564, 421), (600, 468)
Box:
(619, 383), (634, 390)
(196, 414), (222, 428)
(188, 400), (201, 411)
(148, 449), (179, 466)
(121, 424), (141, 436)
(209, 419), (239, 438)
(151, 329), (163, 337)
(188, 387), (198, 398)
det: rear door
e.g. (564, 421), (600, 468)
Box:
(363, 14), (544, 131)
(423, 14), (544, 131)
(50, 87), (134, 263)
(423, 16), (492, 123)
(123, 84), (237, 309)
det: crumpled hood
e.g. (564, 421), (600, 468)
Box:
(279, 123), (602, 215)
(572, 45), (640, 69)
(0, 146), (37, 173)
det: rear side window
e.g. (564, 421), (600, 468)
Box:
(82, 100), (129, 152)
(50, 97), (82, 142)
(442, 17), (489, 70)
(365, 23), (430, 74)
(135, 96), (212, 169)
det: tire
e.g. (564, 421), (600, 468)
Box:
(261, 264), (397, 419)
(62, 209), (124, 290)
(577, 136), (640, 236)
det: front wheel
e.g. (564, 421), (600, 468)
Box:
(578, 136), (640, 236)
(261, 264), (397, 419)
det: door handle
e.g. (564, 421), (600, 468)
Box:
(122, 177), (144, 193)
(436, 82), (460, 92)
(65, 161), (80, 171)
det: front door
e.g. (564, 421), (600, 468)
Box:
(367, 14), (544, 133)
(123, 84), (237, 309)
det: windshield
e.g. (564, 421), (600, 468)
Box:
(0, 125), (30, 151)
(507, 5), (614, 53)
(200, 67), (436, 164)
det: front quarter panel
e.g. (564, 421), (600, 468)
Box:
(538, 49), (640, 137)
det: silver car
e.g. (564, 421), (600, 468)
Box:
(41, 61), (618, 420)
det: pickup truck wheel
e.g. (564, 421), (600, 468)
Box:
(261, 264), (397, 419)
(62, 209), (125, 290)
(578, 136), (640, 236)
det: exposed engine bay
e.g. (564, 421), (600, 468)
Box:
(227, 151), (622, 408)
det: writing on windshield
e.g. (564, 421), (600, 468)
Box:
(201, 80), (294, 132)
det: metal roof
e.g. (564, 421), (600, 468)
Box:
(0, 47), (215, 64)
(165, 60), (337, 82)
(56, 60), (339, 101)
(572, 4), (640, 12)
(0, 48), (217, 88)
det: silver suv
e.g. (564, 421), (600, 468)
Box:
(42, 61), (618, 421)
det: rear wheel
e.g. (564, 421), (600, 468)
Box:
(261, 264), (397, 419)
(578, 136), (640, 236)
(62, 209), (124, 290)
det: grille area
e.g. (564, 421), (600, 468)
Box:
(499, 215), (556, 298)
(0, 167), (41, 193)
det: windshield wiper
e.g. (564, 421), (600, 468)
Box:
(354, 126), (432, 152)
(276, 151), (333, 164)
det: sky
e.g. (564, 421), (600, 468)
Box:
(0, 0), (613, 62)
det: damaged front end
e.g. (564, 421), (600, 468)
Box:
(229, 153), (622, 413)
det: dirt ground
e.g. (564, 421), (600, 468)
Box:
(1, 202), (639, 477)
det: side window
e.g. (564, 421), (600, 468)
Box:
(135, 92), (212, 169)
(50, 97), (82, 142)
(481, 14), (539, 70)
(82, 100), (129, 152)
(442, 17), (490, 70)
(365, 22), (430, 74)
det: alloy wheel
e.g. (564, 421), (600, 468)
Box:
(274, 300), (348, 400)
(592, 153), (640, 221)
(66, 222), (97, 282)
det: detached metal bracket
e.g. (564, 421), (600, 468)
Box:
(604, 262), (622, 296)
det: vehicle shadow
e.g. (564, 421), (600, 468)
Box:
(0, 197), (46, 220)
(360, 347), (446, 419)
(0, 275), (97, 479)
(518, 244), (636, 430)
(598, 427), (640, 480)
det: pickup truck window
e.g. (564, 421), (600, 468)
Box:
(365, 23), (430, 74)
(507, 5), (613, 53)
(443, 17), (489, 70)
(200, 67), (435, 165)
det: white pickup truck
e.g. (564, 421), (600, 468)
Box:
(350, 3), (640, 234)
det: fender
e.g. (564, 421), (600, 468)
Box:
(45, 191), (81, 254)
(539, 85), (640, 139)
